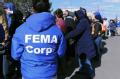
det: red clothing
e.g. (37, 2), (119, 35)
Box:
(102, 20), (107, 32)
(56, 18), (66, 33)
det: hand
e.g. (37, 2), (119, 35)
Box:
(5, 9), (13, 14)
(2, 42), (5, 46)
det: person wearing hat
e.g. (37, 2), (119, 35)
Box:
(4, 0), (15, 28)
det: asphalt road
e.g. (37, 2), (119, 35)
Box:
(95, 36), (120, 79)
(62, 36), (120, 79)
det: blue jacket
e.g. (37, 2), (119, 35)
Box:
(117, 21), (120, 27)
(11, 12), (66, 79)
(109, 22), (116, 30)
(66, 10), (96, 59)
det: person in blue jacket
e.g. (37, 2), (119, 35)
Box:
(66, 8), (96, 77)
(4, 0), (15, 28)
(11, 0), (66, 79)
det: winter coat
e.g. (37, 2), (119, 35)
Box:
(65, 16), (76, 33)
(0, 24), (5, 42)
(4, 2), (15, 27)
(11, 12), (66, 79)
(0, 6), (9, 43)
(56, 18), (66, 33)
(117, 21), (120, 27)
(9, 9), (23, 37)
(66, 10), (96, 59)
(109, 22), (116, 31)
(91, 20), (102, 39)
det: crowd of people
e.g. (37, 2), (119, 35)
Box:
(0, 0), (120, 79)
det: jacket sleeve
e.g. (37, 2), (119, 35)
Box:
(57, 34), (66, 58)
(65, 21), (85, 39)
(11, 31), (24, 61)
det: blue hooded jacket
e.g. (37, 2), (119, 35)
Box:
(11, 12), (66, 79)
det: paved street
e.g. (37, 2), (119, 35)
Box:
(95, 36), (120, 79)
(1, 36), (120, 79)
(63, 36), (120, 79)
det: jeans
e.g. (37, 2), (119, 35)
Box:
(95, 36), (102, 54)
(0, 44), (9, 79)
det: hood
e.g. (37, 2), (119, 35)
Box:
(26, 12), (55, 32)
(75, 10), (86, 20)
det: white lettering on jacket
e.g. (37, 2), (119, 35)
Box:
(25, 46), (53, 55)
(25, 35), (57, 43)
(25, 34), (58, 55)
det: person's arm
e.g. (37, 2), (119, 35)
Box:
(11, 31), (24, 60)
(65, 21), (85, 39)
(57, 34), (66, 58)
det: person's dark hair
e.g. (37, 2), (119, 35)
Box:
(110, 19), (115, 23)
(32, 0), (51, 13)
(54, 8), (63, 18)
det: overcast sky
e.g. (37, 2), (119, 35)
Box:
(50, 0), (120, 19)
